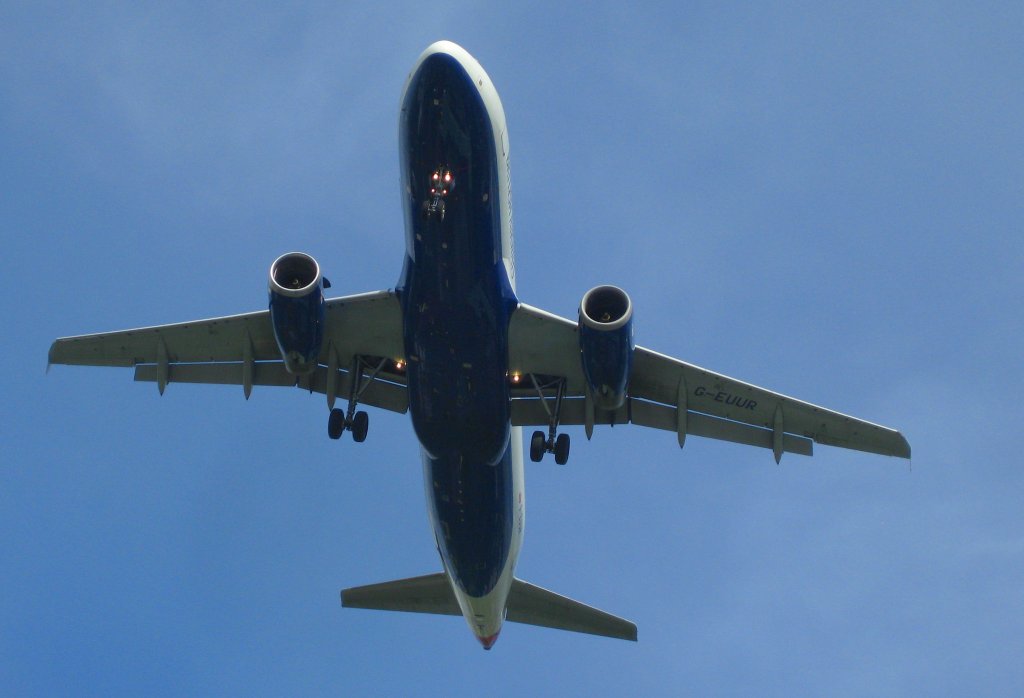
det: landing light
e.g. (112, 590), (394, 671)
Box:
(511, 373), (521, 384)
(394, 359), (406, 371)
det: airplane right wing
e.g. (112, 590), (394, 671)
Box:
(48, 290), (409, 414)
(508, 303), (910, 462)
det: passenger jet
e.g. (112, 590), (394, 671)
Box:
(48, 41), (911, 649)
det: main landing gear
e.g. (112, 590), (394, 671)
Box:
(527, 375), (571, 465)
(328, 407), (368, 442)
(327, 355), (388, 443)
(530, 430), (570, 465)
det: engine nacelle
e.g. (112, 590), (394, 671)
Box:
(268, 252), (325, 375)
(578, 285), (635, 410)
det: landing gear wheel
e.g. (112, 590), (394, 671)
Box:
(351, 410), (369, 443)
(554, 433), (570, 465)
(328, 408), (345, 440)
(530, 431), (546, 462)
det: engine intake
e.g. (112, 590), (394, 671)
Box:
(268, 252), (325, 374)
(578, 285), (634, 410)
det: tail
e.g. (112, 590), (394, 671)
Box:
(341, 573), (637, 642)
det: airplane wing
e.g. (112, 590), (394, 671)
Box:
(48, 290), (409, 413)
(507, 303), (910, 462)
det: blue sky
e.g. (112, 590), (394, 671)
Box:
(3, 2), (1022, 695)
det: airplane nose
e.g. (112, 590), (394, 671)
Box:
(477, 631), (500, 650)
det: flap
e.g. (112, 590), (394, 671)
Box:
(134, 362), (409, 414)
(511, 397), (812, 457)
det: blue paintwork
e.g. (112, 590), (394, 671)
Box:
(421, 447), (515, 598)
(268, 285), (324, 374)
(395, 51), (518, 597)
(579, 316), (635, 410)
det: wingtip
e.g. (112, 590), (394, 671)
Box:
(46, 341), (58, 374)
(897, 433), (912, 459)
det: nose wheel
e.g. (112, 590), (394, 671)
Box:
(526, 375), (570, 465)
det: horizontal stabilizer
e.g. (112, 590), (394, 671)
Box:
(341, 573), (459, 616)
(341, 573), (637, 642)
(507, 578), (637, 641)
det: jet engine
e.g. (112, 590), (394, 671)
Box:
(578, 285), (635, 410)
(268, 252), (327, 375)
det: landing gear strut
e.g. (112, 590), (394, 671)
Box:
(527, 375), (570, 465)
(327, 355), (388, 442)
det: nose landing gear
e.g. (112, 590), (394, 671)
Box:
(423, 166), (454, 220)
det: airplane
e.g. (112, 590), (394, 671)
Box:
(48, 40), (911, 650)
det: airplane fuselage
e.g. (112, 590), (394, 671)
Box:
(395, 42), (523, 648)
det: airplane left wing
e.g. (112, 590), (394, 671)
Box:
(508, 303), (910, 462)
(48, 290), (408, 413)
